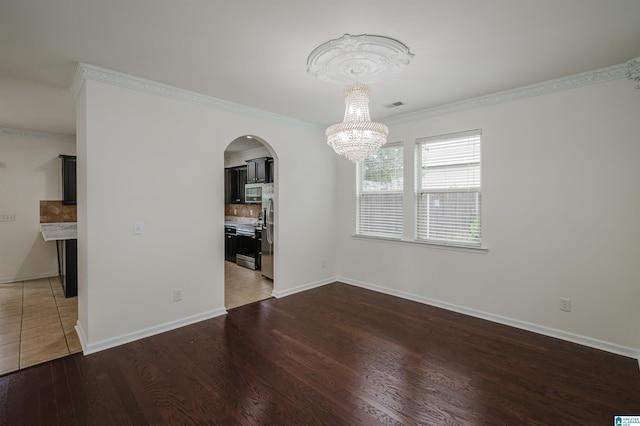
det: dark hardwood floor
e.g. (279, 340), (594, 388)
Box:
(1, 282), (638, 425)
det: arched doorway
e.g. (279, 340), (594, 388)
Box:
(223, 135), (276, 309)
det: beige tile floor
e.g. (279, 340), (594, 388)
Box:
(225, 261), (273, 309)
(0, 265), (266, 375)
(0, 276), (81, 376)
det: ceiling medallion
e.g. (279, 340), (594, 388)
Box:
(307, 34), (413, 162)
(307, 34), (413, 84)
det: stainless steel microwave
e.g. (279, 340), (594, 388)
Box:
(244, 183), (263, 203)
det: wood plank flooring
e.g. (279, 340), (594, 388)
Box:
(1, 282), (638, 424)
(0, 261), (266, 375)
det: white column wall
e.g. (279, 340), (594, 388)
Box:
(77, 77), (337, 349)
(75, 82), (89, 341)
(336, 78), (640, 354)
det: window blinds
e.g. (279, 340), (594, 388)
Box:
(416, 130), (481, 246)
(357, 144), (403, 238)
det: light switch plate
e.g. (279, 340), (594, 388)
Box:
(0, 213), (15, 222)
(173, 289), (182, 301)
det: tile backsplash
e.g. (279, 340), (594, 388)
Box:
(40, 200), (77, 223)
(40, 201), (256, 223)
(225, 204), (261, 218)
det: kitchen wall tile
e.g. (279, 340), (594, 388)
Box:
(225, 203), (261, 218)
(39, 200), (77, 223)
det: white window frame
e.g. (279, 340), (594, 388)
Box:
(356, 142), (404, 239)
(415, 130), (482, 248)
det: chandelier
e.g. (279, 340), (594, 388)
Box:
(307, 34), (413, 162)
(326, 83), (388, 162)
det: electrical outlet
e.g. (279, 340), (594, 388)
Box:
(559, 298), (571, 312)
(321, 260), (326, 268)
(133, 221), (144, 235)
(0, 213), (15, 222)
(173, 289), (182, 302)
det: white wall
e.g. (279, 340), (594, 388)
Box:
(336, 78), (640, 355)
(75, 69), (338, 351)
(0, 130), (75, 283)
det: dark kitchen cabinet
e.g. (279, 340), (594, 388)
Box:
(224, 169), (232, 202)
(59, 155), (77, 205)
(62, 239), (78, 297)
(246, 157), (272, 184)
(224, 166), (247, 204)
(225, 226), (237, 262)
(267, 158), (274, 183)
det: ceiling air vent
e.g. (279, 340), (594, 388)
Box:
(384, 101), (405, 108)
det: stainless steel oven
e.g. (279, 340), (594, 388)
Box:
(235, 224), (258, 270)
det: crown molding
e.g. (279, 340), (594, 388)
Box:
(67, 59), (635, 132)
(627, 57), (640, 89)
(0, 127), (75, 143)
(69, 62), (87, 97)
(384, 61), (631, 126)
(70, 63), (323, 131)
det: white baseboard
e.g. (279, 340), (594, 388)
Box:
(337, 276), (640, 362)
(78, 308), (227, 355)
(271, 276), (336, 299)
(0, 272), (58, 284)
(72, 277), (640, 368)
(75, 275), (338, 356)
(75, 321), (88, 353)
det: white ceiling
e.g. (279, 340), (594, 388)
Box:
(1, 0), (639, 137)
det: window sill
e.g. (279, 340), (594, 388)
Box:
(352, 234), (489, 253)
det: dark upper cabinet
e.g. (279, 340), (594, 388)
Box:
(59, 155), (77, 205)
(246, 157), (273, 183)
(267, 158), (274, 183)
(224, 169), (232, 202)
(224, 166), (247, 204)
(224, 157), (273, 204)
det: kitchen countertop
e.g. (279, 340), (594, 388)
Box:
(40, 222), (77, 241)
(224, 217), (261, 228)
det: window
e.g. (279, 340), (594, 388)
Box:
(416, 130), (481, 247)
(357, 143), (403, 238)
